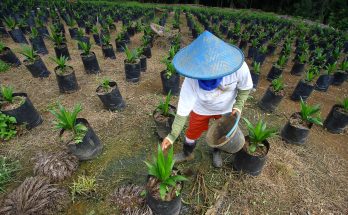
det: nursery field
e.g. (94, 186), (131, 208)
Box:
(0, 1), (348, 215)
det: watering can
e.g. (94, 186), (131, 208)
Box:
(206, 112), (245, 154)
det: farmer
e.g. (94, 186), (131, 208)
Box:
(161, 31), (253, 168)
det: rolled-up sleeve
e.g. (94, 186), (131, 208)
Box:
(177, 78), (197, 116)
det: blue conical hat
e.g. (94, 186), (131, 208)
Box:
(173, 31), (244, 80)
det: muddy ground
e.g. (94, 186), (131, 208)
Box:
(0, 13), (347, 215)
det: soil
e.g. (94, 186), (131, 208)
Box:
(0, 96), (25, 111)
(336, 106), (348, 115)
(153, 107), (175, 123)
(55, 66), (74, 76)
(0, 11), (347, 215)
(96, 84), (115, 95)
(124, 58), (140, 65)
(244, 139), (268, 157)
(81, 52), (95, 58)
(212, 116), (236, 145)
(147, 173), (182, 201)
(289, 112), (311, 129)
(270, 86), (285, 96)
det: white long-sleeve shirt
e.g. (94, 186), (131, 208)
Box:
(177, 61), (253, 116)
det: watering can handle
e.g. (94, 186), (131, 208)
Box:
(226, 111), (241, 138)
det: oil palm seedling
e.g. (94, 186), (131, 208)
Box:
(153, 91), (176, 139)
(66, 15), (78, 39)
(145, 145), (186, 214)
(4, 16), (27, 44)
(315, 62), (337, 92)
(50, 103), (102, 160)
(136, 46), (147, 72)
(0, 41), (21, 66)
(29, 28), (48, 55)
(101, 35), (116, 59)
(281, 98), (322, 145)
(20, 45), (50, 77)
(124, 46), (141, 82)
(161, 58), (180, 95)
(96, 77), (126, 111)
(331, 60), (348, 86)
(50, 31), (70, 59)
(324, 97), (348, 133)
(91, 26), (101, 46)
(248, 38), (259, 59)
(35, 17), (49, 38)
(52, 56), (79, 93)
(291, 51), (308, 76)
(259, 76), (285, 112)
(251, 61), (261, 89)
(233, 118), (276, 176)
(77, 28), (90, 50)
(255, 45), (267, 65)
(291, 66), (319, 101)
(50, 103), (87, 145)
(267, 55), (287, 81)
(79, 41), (100, 74)
(0, 85), (42, 129)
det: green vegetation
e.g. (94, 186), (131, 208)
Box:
(4, 17), (16, 29)
(144, 145), (187, 200)
(79, 42), (92, 56)
(0, 60), (10, 73)
(304, 66), (319, 83)
(271, 77), (284, 92)
(275, 55), (287, 69)
(299, 98), (323, 126)
(156, 91), (174, 117)
(325, 62), (337, 75)
(1, 86), (14, 103)
(243, 118), (277, 154)
(50, 103), (87, 144)
(252, 62), (261, 74)
(51, 56), (70, 73)
(19, 45), (38, 63)
(100, 78), (111, 92)
(71, 175), (97, 202)
(29, 28), (39, 39)
(0, 41), (5, 53)
(0, 112), (17, 141)
(124, 46), (139, 63)
(0, 156), (20, 192)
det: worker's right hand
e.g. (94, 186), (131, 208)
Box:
(161, 138), (172, 152)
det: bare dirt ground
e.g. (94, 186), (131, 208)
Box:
(0, 13), (347, 215)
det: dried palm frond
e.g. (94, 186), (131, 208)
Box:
(110, 184), (152, 215)
(33, 151), (78, 182)
(0, 176), (69, 215)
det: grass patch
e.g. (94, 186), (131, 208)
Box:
(0, 60), (10, 73)
(0, 156), (20, 192)
(71, 175), (97, 202)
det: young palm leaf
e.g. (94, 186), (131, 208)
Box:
(299, 98), (322, 126)
(243, 118), (277, 154)
(1, 86), (14, 103)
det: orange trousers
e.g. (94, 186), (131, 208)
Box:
(185, 112), (221, 140)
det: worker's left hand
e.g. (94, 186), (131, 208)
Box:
(231, 108), (241, 116)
